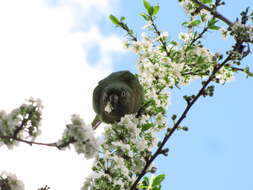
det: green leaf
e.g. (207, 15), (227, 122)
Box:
(120, 16), (126, 21)
(200, 0), (212, 4)
(138, 184), (148, 189)
(153, 5), (160, 15)
(109, 14), (120, 25)
(143, 0), (151, 11)
(208, 18), (220, 30)
(143, 0), (154, 15)
(148, 6), (154, 15)
(152, 174), (166, 187)
(247, 72), (253, 77)
(139, 13), (149, 21)
(153, 186), (161, 190)
(200, 14), (207, 22)
(209, 25), (220, 30)
(142, 123), (155, 131)
(182, 21), (189, 26)
(170, 41), (178, 46)
(244, 67), (253, 77)
(188, 19), (201, 27)
(143, 176), (149, 186)
(208, 18), (218, 26)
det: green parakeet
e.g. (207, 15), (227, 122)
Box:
(92, 70), (144, 129)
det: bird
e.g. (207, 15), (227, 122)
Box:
(92, 70), (144, 129)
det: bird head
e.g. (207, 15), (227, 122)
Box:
(102, 83), (133, 119)
(92, 70), (144, 124)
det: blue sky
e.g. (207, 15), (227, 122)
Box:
(0, 0), (252, 190)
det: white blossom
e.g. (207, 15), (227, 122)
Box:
(215, 67), (235, 84)
(232, 21), (253, 42)
(0, 98), (43, 149)
(135, 139), (148, 151)
(131, 41), (143, 53)
(180, 0), (195, 14)
(111, 141), (131, 151)
(199, 9), (210, 22)
(179, 32), (194, 42)
(0, 172), (25, 190)
(142, 20), (152, 29)
(58, 115), (99, 159)
(220, 28), (230, 40)
(118, 114), (140, 138)
(156, 32), (168, 41)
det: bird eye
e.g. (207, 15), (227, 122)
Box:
(103, 94), (107, 103)
(121, 91), (127, 97)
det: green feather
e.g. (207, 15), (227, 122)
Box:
(92, 70), (144, 128)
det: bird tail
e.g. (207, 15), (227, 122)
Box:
(91, 115), (102, 130)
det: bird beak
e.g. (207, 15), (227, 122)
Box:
(104, 102), (113, 113)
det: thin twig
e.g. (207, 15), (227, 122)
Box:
(0, 135), (76, 149)
(0, 135), (58, 147)
(190, 0), (233, 26)
(119, 22), (137, 41)
(230, 66), (245, 72)
(190, 25), (209, 46)
(150, 17), (170, 57)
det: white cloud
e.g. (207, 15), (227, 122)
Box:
(52, 0), (120, 26)
(0, 0), (124, 189)
(72, 0), (117, 12)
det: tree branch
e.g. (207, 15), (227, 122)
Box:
(189, 24), (209, 46)
(190, 0), (233, 26)
(230, 65), (245, 72)
(129, 42), (242, 190)
(149, 17), (170, 57)
(0, 135), (75, 149)
(118, 22), (137, 41)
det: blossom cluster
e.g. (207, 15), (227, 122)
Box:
(82, 114), (158, 190)
(231, 21), (253, 42)
(179, 0), (210, 21)
(0, 98), (43, 149)
(132, 31), (234, 89)
(0, 172), (24, 190)
(180, 0), (196, 14)
(57, 114), (100, 159)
